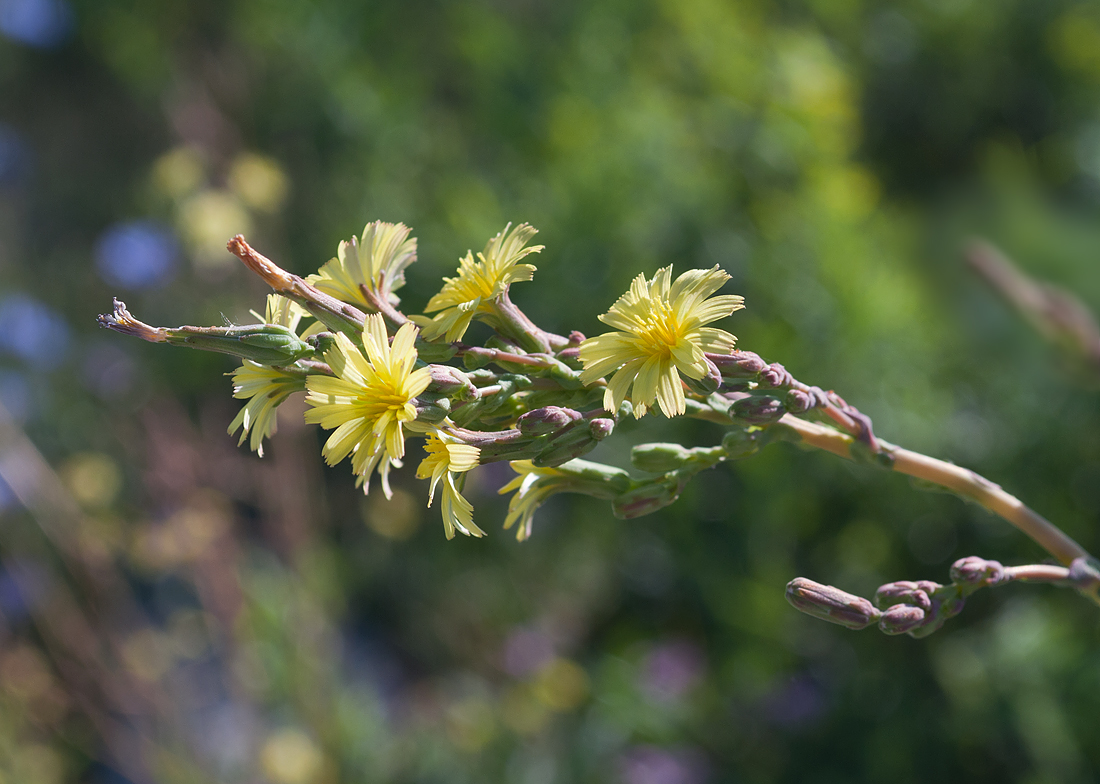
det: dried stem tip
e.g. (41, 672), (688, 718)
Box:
(96, 298), (167, 343)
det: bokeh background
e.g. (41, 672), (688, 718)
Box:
(2, 0), (1100, 781)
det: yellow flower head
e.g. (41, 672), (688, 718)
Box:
(305, 313), (432, 493)
(415, 432), (484, 539)
(308, 221), (417, 307)
(412, 223), (543, 342)
(497, 460), (570, 541)
(229, 295), (310, 456)
(578, 265), (744, 419)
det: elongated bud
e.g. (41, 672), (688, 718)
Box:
(532, 419), (612, 467)
(517, 406), (581, 436)
(631, 443), (692, 473)
(784, 578), (881, 630)
(729, 395), (785, 425)
(706, 351), (767, 379)
(97, 300), (314, 365)
(427, 364), (479, 398)
(682, 357), (722, 395)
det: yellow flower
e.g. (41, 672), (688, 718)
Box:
(304, 314), (432, 493)
(497, 460), (568, 541)
(415, 432), (484, 539)
(578, 265), (743, 419)
(227, 363), (306, 457)
(307, 221), (417, 307)
(412, 223), (543, 342)
(228, 295), (310, 456)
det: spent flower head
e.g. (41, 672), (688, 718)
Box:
(415, 431), (484, 539)
(304, 313), (432, 494)
(412, 223), (543, 342)
(578, 265), (743, 418)
(308, 221), (417, 307)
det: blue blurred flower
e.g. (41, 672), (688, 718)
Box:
(95, 220), (179, 290)
(0, 0), (72, 48)
(0, 294), (70, 369)
(0, 369), (31, 421)
(0, 559), (48, 620)
(0, 474), (15, 511)
(0, 123), (32, 187)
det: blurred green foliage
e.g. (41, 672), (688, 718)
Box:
(2, 0), (1100, 781)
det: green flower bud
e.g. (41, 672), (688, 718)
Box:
(721, 429), (761, 460)
(631, 442), (692, 473)
(611, 475), (682, 519)
(168, 323), (314, 365)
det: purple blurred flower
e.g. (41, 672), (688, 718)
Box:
(502, 627), (555, 678)
(641, 640), (704, 703)
(0, 294), (69, 369)
(760, 674), (827, 729)
(95, 220), (179, 290)
(619, 745), (709, 784)
(0, 0), (72, 48)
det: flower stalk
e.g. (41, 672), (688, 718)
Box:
(97, 220), (1100, 623)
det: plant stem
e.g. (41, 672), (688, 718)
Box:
(777, 414), (1099, 605)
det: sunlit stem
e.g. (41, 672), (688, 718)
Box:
(776, 414), (1100, 606)
(227, 235), (367, 338)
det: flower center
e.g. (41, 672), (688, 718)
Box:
(633, 299), (682, 358)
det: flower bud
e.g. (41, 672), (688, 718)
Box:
(611, 476), (682, 519)
(517, 406), (581, 436)
(174, 323), (315, 365)
(784, 388), (813, 414)
(631, 443), (692, 473)
(721, 428), (761, 460)
(1068, 557), (1100, 590)
(706, 351), (767, 379)
(533, 437), (600, 468)
(682, 357), (722, 395)
(588, 418), (614, 440)
(427, 364), (478, 398)
(784, 578), (881, 631)
(874, 581), (936, 612)
(758, 363), (794, 389)
(877, 604), (926, 635)
(729, 395), (785, 425)
(949, 557), (1005, 589)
